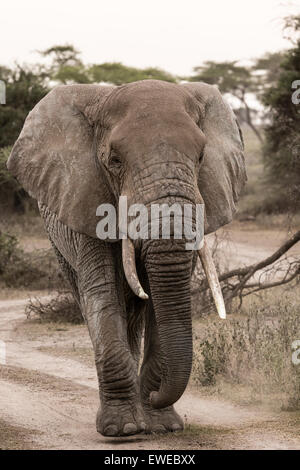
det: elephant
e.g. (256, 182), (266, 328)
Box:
(7, 79), (246, 437)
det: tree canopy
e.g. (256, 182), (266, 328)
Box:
(39, 45), (176, 85)
(0, 65), (49, 148)
(262, 16), (300, 208)
(0, 46), (176, 149)
(1, 34), (300, 214)
(189, 60), (263, 142)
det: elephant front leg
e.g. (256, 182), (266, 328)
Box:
(77, 240), (146, 437)
(82, 293), (147, 437)
(140, 302), (184, 433)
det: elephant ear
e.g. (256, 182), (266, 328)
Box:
(183, 82), (247, 233)
(7, 84), (115, 238)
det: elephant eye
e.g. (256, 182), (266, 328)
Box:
(108, 152), (122, 170)
(198, 150), (204, 164)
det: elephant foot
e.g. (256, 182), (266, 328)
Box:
(143, 405), (184, 434)
(96, 401), (147, 437)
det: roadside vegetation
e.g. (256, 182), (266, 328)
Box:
(192, 287), (300, 411)
(0, 230), (62, 290)
(26, 292), (82, 324)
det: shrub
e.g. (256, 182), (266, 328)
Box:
(0, 146), (36, 213)
(0, 231), (18, 274)
(0, 231), (63, 289)
(192, 290), (300, 409)
(0, 65), (49, 148)
(25, 292), (83, 324)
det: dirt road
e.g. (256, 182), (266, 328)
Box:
(0, 297), (299, 450)
(210, 223), (300, 270)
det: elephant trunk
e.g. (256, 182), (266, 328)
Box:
(145, 240), (193, 409)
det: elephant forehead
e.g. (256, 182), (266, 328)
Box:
(106, 80), (200, 122)
(110, 112), (206, 161)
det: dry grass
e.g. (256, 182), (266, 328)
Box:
(192, 286), (300, 410)
(0, 211), (46, 239)
(0, 288), (49, 301)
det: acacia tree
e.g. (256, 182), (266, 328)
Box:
(39, 44), (82, 67)
(39, 45), (176, 85)
(189, 61), (263, 142)
(88, 63), (175, 85)
(38, 44), (89, 84)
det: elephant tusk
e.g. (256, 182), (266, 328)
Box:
(122, 238), (149, 300)
(198, 238), (226, 319)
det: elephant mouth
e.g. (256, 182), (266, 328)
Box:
(122, 235), (226, 320)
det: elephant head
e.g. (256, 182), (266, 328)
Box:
(7, 80), (246, 409)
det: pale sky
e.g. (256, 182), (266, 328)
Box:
(1, 0), (299, 75)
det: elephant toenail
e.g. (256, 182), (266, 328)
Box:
(153, 424), (167, 433)
(171, 423), (182, 431)
(123, 423), (138, 435)
(104, 425), (118, 436)
(140, 421), (147, 431)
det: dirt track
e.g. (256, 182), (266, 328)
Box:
(1, 296), (299, 450)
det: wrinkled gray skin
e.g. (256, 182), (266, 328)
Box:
(7, 80), (246, 437)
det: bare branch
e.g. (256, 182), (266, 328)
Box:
(219, 230), (300, 282)
(193, 230), (300, 312)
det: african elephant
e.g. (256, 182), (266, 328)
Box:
(7, 80), (246, 436)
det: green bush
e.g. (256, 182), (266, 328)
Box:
(0, 231), (63, 289)
(0, 147), (18, 208)
(0, 146), (36, 213)
(262, 18), (300, 211)
(0, 65), (49, 148)
(0, 231), (18, 274)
